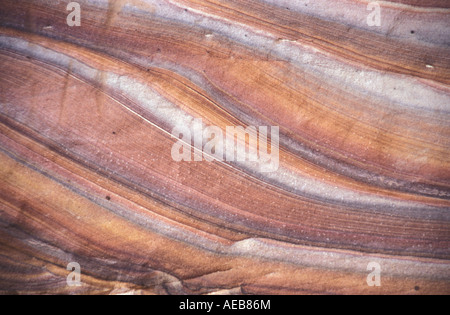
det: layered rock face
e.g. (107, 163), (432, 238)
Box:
(0, 0), (449, 294)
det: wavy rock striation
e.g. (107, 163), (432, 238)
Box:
(0, 0), (449, 294)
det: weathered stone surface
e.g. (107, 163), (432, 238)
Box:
(0, 0), (449, 294)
